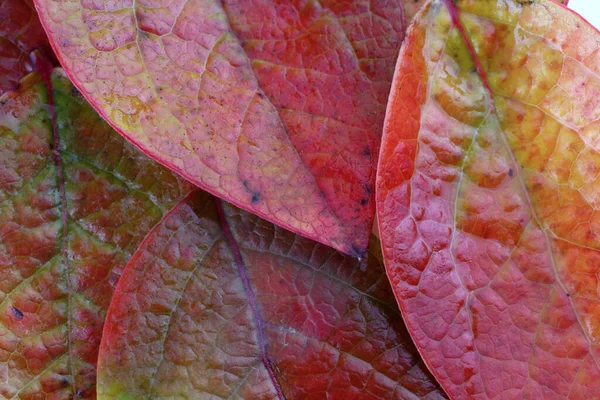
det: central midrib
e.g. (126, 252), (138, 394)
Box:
(443, 0), (600, 380)
(215, 199), (286, 400)
(34, 54), (75, 395)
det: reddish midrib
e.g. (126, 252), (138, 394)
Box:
(215, 199), (286, 400)
(442, 0), (495, 112)
(32, 53), (75, 394)
(440, 0), (600, 394)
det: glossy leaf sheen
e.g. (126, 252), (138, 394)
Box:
(33, 0), (406, 256)
(0, 70), (193, 398)
(97, 191), (446, 399)
(0, 0), (50, 95)
(377, 0), (600, 398)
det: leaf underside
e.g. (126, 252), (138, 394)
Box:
(97, 191), (446, 400)
(0, 70), (193, 398)
(33, 0), (408, 256)
(377, 0), (600, 398)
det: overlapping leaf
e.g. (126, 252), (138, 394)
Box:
(97, 191), (446, 399)
(0, 69), (193, 398)
(33, 0), (407, 256)
(404, 0), (429, 23)
(0, 0), (53, 95)
(377, 0), (600, 398)
(401, 0), (568, 29)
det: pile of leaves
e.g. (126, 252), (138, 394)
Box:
(1, 0), (599, 398)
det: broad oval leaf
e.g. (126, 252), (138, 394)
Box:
(0, 69), (193, 398)
(97, 191), (446, 399)
(33, 0), (407, 256)
(377, 0), (600, 398)
(0, 0), (51, 94)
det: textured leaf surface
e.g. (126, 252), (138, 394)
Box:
(377, 0), (600, 398)
(0, 0), (51, 95)
(97, 191), (446, 400)
(0, 69), (193, 398)
(403, 0), (429, 23)
(33, 0), (406, 256)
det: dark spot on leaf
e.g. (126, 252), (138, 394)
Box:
(360, 198), (368, 206)
(60, 378), (69, 387)
(508, 169), (513, 177)
(11, 306), (23, 320)
(350, 244), (365, 259)
(362, 147), (370, 157)
(76, 389), (84, 397)
(364, 184), (373, 195)
(251, 192), (260, 204)
(70, 85), (81, 97)
(566, 293), (571, 297)
(257, 92), (265, 99)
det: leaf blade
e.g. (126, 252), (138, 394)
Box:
(33, 0), (407, 255)
(377, 0), (600, 398)
(97, 191), (446, 399)
(0, 69), (194, 398)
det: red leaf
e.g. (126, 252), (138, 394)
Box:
(97, 191), (446, 399)
(377, 0), (600, 398)
(0, 70), (193, 398)
(32, 0), (407, 256)
(0, 0), (52, 95)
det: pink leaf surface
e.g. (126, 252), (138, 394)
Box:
(377, 0), (600, 398)
(33, 0), (407, 256)
(97, 191), (446, 399)
(0, 69), (193, 398)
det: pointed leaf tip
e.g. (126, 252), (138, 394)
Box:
(97, 192), (446, 399)
(33, 0), (409, 255)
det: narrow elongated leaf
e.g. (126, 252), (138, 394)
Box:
(33, 0), (406, 256)
(0, 0), (51, 94)
(0, 69), (193, 398)
(377, 0), (600, 398)
(97, 191), (446, 399)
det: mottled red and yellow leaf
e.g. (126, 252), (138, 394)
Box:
(33, 0), (407, 256)
(0, 70), (193, 398)
(377, 0), (600, 398)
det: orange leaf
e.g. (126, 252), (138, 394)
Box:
(0, 70), (193, 398)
